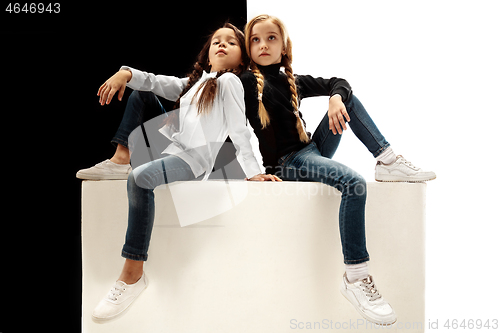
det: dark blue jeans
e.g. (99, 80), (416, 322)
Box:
(312, 95), (391, 159)
(277, 95), (390, 264)
(111, 90), (166, 149)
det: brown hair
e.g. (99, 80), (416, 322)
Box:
(173, 22), (249, 114)
(244, 14), (309, 143)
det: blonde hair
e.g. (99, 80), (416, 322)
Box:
(244, 14), (310, 143)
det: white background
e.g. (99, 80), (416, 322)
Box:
(248, 0), (500, 325)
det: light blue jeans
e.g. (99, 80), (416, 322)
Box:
(121, 155), (199, 261)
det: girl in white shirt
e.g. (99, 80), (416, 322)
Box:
(92, 23), (280, 323)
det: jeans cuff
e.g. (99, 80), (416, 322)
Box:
(344, 256), (370, 265)
(111, 137), (129, 149)
(121, 250), (148, 262)
(373, 144), (391, 158)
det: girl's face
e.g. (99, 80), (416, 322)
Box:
(249, 20), (284, 66)
(208, 28), (243, 73)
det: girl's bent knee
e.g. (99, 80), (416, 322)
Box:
(345, 174), (366, 198)
(134, 169), (162, 190)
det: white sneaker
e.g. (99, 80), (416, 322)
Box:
(76, 159), (131, 180)
(92, 272), (148, 323)
(340, 273), (397, 325)
(375, 155), (436, 182)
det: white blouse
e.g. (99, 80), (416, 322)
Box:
(120, 66), (262, 180)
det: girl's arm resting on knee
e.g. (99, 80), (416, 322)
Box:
(97, 69), (132, 105)
(328, 94), (350, 135)
(295, 75), (352, 135)
(119, 66), (190, 102)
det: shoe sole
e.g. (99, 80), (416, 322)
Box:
(92, 275), (149, 324)
(339, 284), (397, 326)
(375, 175), (436, 183)
(76, 172), (130, 180)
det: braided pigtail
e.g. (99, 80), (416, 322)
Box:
(251, 64), (270, 128)
(282, 55), (310, 143)
(173, 61), (204, 110)
(195, 68), (238, 114)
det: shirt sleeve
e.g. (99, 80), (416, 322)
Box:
(120, 65), (189, 102)
(295, 74), (352, 102)
(218, 73), (262, 179)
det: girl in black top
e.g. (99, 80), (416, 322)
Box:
(239, 14), (433, 325)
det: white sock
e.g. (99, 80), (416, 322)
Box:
(345, 262), (369, 283)
(376, 146), (397, 165)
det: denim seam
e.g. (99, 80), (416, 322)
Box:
(279, 151), (296, 166)
(339, 183), (348, 260)
(318, 129), (337, 154)
(141, 187), (152, 258)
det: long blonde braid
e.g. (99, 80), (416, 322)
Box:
(282, 55), (310, 143)
(250, 63), (270, 128)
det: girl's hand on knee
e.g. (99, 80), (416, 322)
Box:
(246, 174), (282, 182)
(328, 94), (350, 135)
(97, 70), (132, 105)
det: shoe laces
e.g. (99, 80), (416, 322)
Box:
(360, 276), (382, 302)
(398, 155), (419, 170)
(106, 282), (126, 302)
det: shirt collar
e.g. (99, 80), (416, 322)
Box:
(203, 71), (219, 79)
(257, 63), (281, 77)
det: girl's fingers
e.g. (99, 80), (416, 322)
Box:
(106, 87), (117, 104)
(342, 108), (350, 122)
(118, 85), (126, 101)
(99, 81), (110, 99)
(99, 85), (105, 104)
(338, 113), (347, 131)
(332, 116), (342, 134)
(336, 123), (343, 134)
(329, 116), (337, 135)
(97, 81), (107, 96)
(100, 86), (110, 105)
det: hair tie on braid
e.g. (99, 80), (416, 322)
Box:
(250, 65), (270, 128)
(282, 57), (310, 143)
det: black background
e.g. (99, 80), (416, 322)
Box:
(1, 1), (247, 330)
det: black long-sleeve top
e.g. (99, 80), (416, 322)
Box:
(240, 63), (352, 174)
